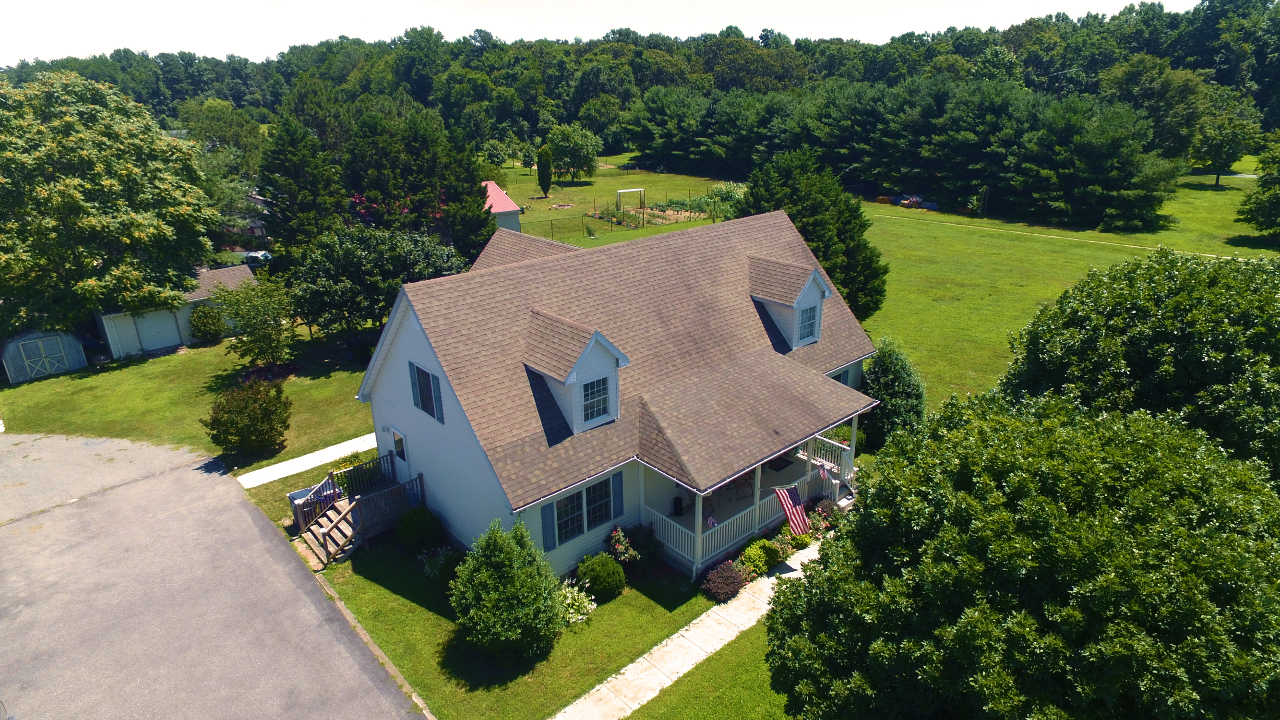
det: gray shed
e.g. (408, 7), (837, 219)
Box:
(2, 329), (89, 384)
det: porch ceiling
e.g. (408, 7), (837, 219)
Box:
(637, 346), (874, 492)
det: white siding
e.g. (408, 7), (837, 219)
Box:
(545, 373), (574, 427)
(792, 276), (825, 348)
(521, 460), (643, 576)
(494, 210), (521, 232)
(174, 301), (199, 345)
(758, 297), (794, 346)
(643, 468), (687, 518)
(135, 309), (182, 350)
(568, 340), (619, 434)
(367, 300), (513, 548)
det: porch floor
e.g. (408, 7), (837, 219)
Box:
(659, 453), (811, 534)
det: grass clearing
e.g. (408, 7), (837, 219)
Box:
(324, 543), (714, 720)
(0, 336), (372, 474)
(629, 622), (788, 720)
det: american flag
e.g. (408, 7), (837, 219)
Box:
(774, 486), (810, 536)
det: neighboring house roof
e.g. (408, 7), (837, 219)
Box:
(471, 228), (579, 272)
(389, 211), (876, 510)
(482, 180), (522, 214)
(748, 256), (828, 305)
(186, 265), (256, 301)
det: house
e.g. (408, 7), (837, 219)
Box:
(356, 211), (878, 577)
(483, 180), (522, 232)
(97, 265), (256, 359)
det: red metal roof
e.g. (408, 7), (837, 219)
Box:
(482, 181), (521, 214)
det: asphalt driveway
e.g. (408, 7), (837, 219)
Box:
(0, 434), (417, 719)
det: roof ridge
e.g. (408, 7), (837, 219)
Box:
(637, 397), (695, 484)
(528, 306), (594, 335)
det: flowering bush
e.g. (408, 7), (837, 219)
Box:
(733, 558), (759, 583)
(561, 578), (596, 624)
(604, 527), (640, 564)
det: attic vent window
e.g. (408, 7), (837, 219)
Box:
(583, 377), (609, 422)
(799, 305), (817, 340)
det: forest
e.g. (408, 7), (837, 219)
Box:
(4, 0), (1277, 230)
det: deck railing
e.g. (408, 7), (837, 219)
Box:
(292, 451), (397, 531)
(799, 435), (853, 481)
(643, 505), (695, 562)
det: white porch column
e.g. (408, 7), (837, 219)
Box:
(692, 492), (704, 580)
(752, 464), (762, 530)
(804, 438), (813, 492)
(638, 464), (645, 516)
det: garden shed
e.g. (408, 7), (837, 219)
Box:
(97, 265), (255, 359)
(2, 329), (89, 384)
(483, 180), (522, 232)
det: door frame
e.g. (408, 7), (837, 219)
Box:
(387, 425), (410, 483)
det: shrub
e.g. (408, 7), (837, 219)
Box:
(860, 337), (926, 453)
(213, 274), (295, 366)
(189, 303), (227, 344)
(767, 394), (1280, 720)
(790, 533), (811, 550)
(420, 546), (465, 585)
(816, 499), (838, 518)
(561, 578), (596, 624)
(740, 538), (782, 576)
(577, 552), (626, 601)
(733, 558), (759, 583)
(701, 561), (745, 602)
(619, 522), (663, 570)
(397, 506), (446, 554)
(199, 378), (291, 454)
(450, 520), (565, 657)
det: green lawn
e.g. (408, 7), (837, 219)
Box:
(630, 622), (789, 720)
(0, 336), (372, 474)
(324, 544), (714, 720)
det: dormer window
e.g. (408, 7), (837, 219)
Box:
(583, 377), (609, 422)
(799, 305), (817, 340)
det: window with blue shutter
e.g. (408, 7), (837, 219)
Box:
(409, 362), (444, 424)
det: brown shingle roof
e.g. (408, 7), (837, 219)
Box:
(470, 228), (579, 272)
(748, 255), (819, 305)
(399, 211), (877, 509)
(187, 265), (255, 301)
(525, 308), (595, 383)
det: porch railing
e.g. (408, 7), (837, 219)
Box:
(702, 504), (758, 560)
(797, 435), (853, 481)
(292, 451), (396, 530)
(643, 505), (695, 562)
(757, 491), (784, 527)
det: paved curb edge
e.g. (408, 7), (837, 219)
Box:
(314, 571), (438, 720)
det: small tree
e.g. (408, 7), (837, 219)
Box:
(188, 303), (228, 345)
(860, 337), (926, 452)
(1237, 136), (1280, 233)
(200, 379), (292, 454)
(1191, 86), (1263, 185)
(546, 124), (603, 181)
(521, 144), (536, 174)
(482, 138), (507, 166)
(214, 275), (296, 366)
(536, 145), (553, 198)
(450, 520), (565, 657)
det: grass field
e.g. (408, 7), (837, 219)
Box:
(324, 544), (714, 720)
(0, 336), (372, 474)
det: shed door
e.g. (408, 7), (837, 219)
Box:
(20, 337), (68, 379)
(135, 310), (182, 350)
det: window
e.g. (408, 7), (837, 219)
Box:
(409, 362), (444, 423)
(586, 478), (612, 530)
(583, 377), (609, 422)
(392, 430), (406, 461)
(556, 493), (584, 543)
(798, 305), (817, 340)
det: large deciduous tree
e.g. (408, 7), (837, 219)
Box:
(768, 394), (1280, 720)
(0, 72), (218, 335)
(545, 123), (603, 181)
(290, 227), (466, 335)
(1099, 53), (1206, 159)
(1001, 249), (1280, 477)
(738, 149), (888, 320)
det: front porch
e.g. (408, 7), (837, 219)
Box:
(640, 434), (855, 578)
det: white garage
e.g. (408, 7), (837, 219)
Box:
(97, 265), (256, 359)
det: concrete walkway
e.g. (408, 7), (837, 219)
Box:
(553, 542), (822, 720)
(238, 433), (376, 489)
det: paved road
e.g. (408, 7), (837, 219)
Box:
(0, 434), (417, 719)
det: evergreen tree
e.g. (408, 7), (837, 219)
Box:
(258, 116), (345, 256)
(1237, 137), (1280, 233)
(738, 149), (889, 320)
(536, 145), (553, 197)
(860, 337), (926, 452)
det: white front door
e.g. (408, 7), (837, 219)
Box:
(390, 428), (410, 483)
(134, 310), (182, 350)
